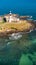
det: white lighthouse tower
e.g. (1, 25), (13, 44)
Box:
(9, 11), (13, 22)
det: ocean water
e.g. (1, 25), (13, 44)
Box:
(0, 0), (36, 19)
(0, 31), (36, 65)
(0, 0), (36, 65)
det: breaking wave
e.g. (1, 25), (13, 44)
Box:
(9, 32), (22, 40)
(9, 28), (35, 40)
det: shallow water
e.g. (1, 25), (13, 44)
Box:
(0, 30), (36, 65)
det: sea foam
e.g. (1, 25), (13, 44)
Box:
(9, 33), (22, 40)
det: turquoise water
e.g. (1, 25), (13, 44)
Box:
(0, 30), (36, 65)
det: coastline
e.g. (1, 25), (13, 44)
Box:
(0, 21), (35, 37)
(0, 12), (35, 37)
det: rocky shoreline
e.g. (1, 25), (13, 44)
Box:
(0, 21), (35, 37)
(0, 27), (35, 37)
(0, 12), (35, 37)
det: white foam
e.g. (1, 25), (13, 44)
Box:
(9, 33), (22, 40)
(7, 42), (10, 45)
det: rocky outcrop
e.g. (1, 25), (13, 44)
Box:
(0, 20), (35, 37)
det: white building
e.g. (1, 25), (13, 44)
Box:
(4, 11), (20, 22)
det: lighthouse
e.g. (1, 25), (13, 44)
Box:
(9, 11), (13, 22)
